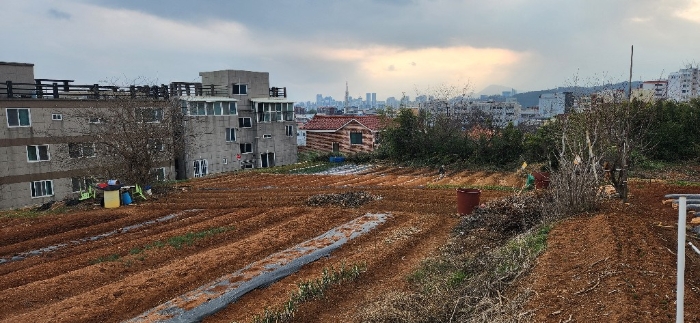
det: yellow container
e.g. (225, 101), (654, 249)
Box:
(104, 190), (120, 208)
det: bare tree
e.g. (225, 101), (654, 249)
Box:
(551, 90), (653, 207)
(53, 92), (186, 186)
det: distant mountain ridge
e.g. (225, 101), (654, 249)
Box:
(477, 84), (515, 96)
(512, 81), (642, 108)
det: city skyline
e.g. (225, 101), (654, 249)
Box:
(2, 0), (699, 102)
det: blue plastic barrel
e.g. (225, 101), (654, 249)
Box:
(121, 191), (132, 205)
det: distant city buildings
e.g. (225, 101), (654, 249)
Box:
(294, 64), (699, 125)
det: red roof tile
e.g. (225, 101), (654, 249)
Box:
(302, 115), (384, 131)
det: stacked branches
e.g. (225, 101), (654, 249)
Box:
(306, 191), (380, 208)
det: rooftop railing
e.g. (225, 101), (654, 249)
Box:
(1, 80), (230, 100)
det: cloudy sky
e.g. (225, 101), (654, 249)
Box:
(2, 0), (699, 102)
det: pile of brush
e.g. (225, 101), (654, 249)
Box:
(460, 193), (550, 235)
(306, 191), (379, 208)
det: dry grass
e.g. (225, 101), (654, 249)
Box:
(356, 193), (554, 323)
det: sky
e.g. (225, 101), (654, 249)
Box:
(2, 0), (699, 102)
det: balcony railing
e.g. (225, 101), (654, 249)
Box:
(269, 87), (287, 98)
(1, 80), (230, 100)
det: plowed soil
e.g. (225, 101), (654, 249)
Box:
(1, 166), (699, 322)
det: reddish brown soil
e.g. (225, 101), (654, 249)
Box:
(525, 180), (700, 323)
(1, 167), (699, 322)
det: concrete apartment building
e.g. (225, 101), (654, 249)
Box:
(632, 80), (668, 102)
(538, 92), (574, 119)
(668, 65), (699, 102)
(0, 63), (297, 210)
(0, 62), (175, 210)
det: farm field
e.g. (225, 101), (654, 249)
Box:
(1, 164), (699, 322)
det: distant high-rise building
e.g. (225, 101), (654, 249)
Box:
(344, 81), (349, 108)
(316, 94), (323, 105)
(538, 92), (573, 118)
(371, 93), (376, 108)
(668, 65), (699, 102)
(366, 93), (371, 108)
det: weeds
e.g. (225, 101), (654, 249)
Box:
(91, 253), (120, 264)
(90, 225), (234, 264)
(252, 262), (366, 323)
(253, 161), (337, 174)
(167, 226), (230, 249)
(358, 194), (555, 322)
(0, 205), (68, 219)
(426, 183), (517, 192)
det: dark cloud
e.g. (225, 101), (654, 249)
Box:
(48, 8), (71, 20)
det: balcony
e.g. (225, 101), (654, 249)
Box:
(269, 87), (287, 98)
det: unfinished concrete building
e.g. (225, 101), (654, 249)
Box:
(0, 64), (297, 210)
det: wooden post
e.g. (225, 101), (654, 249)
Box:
(52, 83), (59, 99)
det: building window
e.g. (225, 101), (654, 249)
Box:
(71, 177), (94, 192)
(263, 134), (272, 139)
(193, 159), (208, 178)
(257, 102), (292, 122)
(260, 152), (274, 168)
(6, 108), (31, 127)
(238, 117), (252, 128)
(226, 128), (236, 142)
(285, 125), (294, 137)
(31, 180), (53, 198)
(185, 101), (236, 116)
(232, 84), (248, 95)
(350, 132), (363, 145)
(68, 143), (96, 158)
(148, 139), (165, 151)
(137, 108), (163, 123)
(227, 102), (237, 115)
(27, 145), (50, 162)
(89, 117), (104, 124)
(283, 102), (294, 121)
(152, 168), (166, 181)
(52, 114), (62, 120)
(240, 143), (253, 154)
(223, 158), (228, 165)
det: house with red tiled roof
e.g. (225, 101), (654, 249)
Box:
(299, 115), (384, 154)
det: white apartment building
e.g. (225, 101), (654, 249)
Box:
(668, 66), (699, 102)
(538, 92), (573, 118)
(632, 80), (668, 102)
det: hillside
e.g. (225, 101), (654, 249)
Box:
(513, 81), (643, 108)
